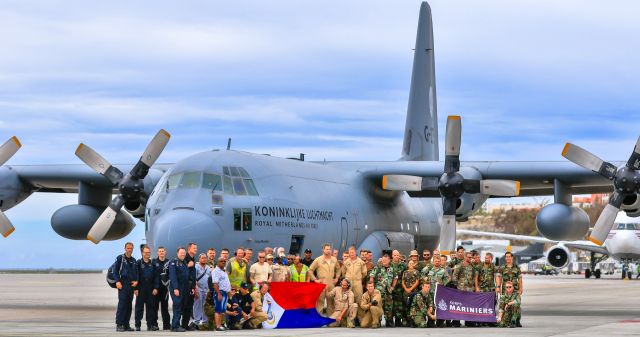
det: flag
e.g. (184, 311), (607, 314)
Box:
(262, 282), (336, 328)
(434, 284), (497, 323)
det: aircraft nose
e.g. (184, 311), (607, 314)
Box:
(152, 209), (223, 254)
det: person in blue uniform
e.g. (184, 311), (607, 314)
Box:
(152, 246), (171, 330)
(169, 246), (192, 332)
(134, 245), (158, 331)
(182, 242), (198, 330)
(114, 242), (139, 332)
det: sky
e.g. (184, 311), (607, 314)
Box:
(1, 0), (639, 268)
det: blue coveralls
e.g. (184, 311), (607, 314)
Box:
(169, 258), (191, 330)
(114, 254), (139, 328)
(152, 258), (171, 329)
(134, 258), (157, 329)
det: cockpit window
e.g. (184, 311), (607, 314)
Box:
(179, 172), (201, 189)
(244, 179), (258, 196)
(222, 166), (259, 196)
(617, 223), (625, 230)
(616, 223), (640, 230)
(167, 173), (182, 191)
(202, 173), (223, 192)
(230, 166), (241, 177)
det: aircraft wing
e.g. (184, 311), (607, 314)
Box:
(12, 164), (174, 193)
(348, 160), (618, 197)
(457, 229), (609, 255)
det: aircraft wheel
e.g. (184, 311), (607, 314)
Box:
(585, 269), (591, 279)
(594, 269), (601, 279)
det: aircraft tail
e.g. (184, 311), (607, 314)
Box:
(400, 2), (438, 162)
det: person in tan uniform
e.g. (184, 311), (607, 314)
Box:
(342, 246), (367, 318)
(359, 281), (383, 328)
(309, 243), (340, 315)
(246, 283), (269, 329)
(326, 279), (357, 328)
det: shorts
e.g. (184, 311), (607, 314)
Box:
(213, 290), (228, 314)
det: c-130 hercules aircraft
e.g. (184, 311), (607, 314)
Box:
(1, 2), (639, 259)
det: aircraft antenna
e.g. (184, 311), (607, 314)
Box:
(227, 138), (232, 150)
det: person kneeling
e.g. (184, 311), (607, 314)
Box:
(359, 281), (383, 328)
(327, 279), (357, 328)
(410, 280), (435, 328)
(497, 281), (521, 328)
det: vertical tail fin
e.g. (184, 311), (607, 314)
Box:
(400, 2), (438, 162)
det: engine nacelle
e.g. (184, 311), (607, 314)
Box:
(455, 167), (487, 221)
(621, 194), (640, 217)
(124, 169), (165, 219)
(536, 203), (589, 240)
(51, 204), (136, 240)
(547, 244), (570, 269)
(0, 166), (30, 211)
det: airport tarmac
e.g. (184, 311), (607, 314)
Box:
(0, 273), (639, 336)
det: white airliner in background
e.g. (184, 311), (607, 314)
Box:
(459, 212), (640, 279)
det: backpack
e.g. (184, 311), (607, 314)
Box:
(106, 255), (125, 289)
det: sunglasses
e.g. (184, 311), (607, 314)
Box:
(506, 286), (513, 288)
(423, 254), (430, 256)
(258, 256), (265, 259)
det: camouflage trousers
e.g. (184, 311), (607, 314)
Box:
(392, 289), (408, 326)
(499, 304), (521, 327)
(377, 289), (394, 325)
(411, 312), (432, 328)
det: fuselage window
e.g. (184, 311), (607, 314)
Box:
(233, 208), (253, 231)
(203, 173), (223, 192)
(180, 172), (201, 189)
(242, 208), (252, 231)
(167, 173), (182, 191)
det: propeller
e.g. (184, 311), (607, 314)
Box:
(562, 138), (640, 245)
(76, 130), (170, 244)
(383, 116), (520, 254)
(0, 136), (22, 238)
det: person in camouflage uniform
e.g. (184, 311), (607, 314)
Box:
(497, 251), (523, 327)
(452, 251), (478, 327)
(390, 250), (407, 327)
(419, 249), (436, 278)
(368, 254), (397, 327)
(471, 250), (481, 275)
(401, 260), (421, 326)
(478, 252), (498, 293)
(427, 254), (450, 294)
(497, 252), (522, 295)
(408, 250), (421, 272)
(497, 281), (521, 328)
(409, 280), (435, 328)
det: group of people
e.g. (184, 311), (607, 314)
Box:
(110, 242), (523, 332)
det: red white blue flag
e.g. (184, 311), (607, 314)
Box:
(262, 282), (336, 329)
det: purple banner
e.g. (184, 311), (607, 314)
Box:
(434, 285), (497, 322)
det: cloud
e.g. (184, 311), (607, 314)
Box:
(1, 0), (639, 267)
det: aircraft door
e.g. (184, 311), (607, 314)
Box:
(340, 217), (348, 252)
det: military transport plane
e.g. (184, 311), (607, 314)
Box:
(459, 211), (640, 279)
(0, 2), (639, 260)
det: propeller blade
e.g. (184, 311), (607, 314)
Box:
(0, 136), (21, 166)
(626, 135), (640, 170)
(382, 175), (423, 191)
(75, 144), (123, 185)
(86, 196), (125, 244)
(0, 210), (15, 238)
(444, 116), (461, 173)
(445, 116), (461, 157)
(562, 143), (617, 179)
(479, 180), (520, 197)
(462, 179), (481, 194)
(588, 203), (619, 246)
(140, 129), (171, 168)
(438, 214), (457, 254)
